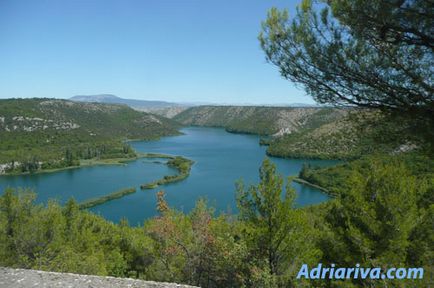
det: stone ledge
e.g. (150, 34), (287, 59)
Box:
(0, 267), (198, 288)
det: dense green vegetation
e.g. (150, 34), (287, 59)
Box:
(298, 152), (433, 197)
(78, 188), (137, 209)
(0, 98), (180, 174)
(1, 158), (431, 287)
(140, 156), (194, 190)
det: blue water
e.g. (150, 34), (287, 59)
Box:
(0, 127), (338, 225)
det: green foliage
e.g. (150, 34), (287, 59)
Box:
(236, 158), (321, 287)
(78, 188), (137, 209)
(299, 152), (434, 196)
(259, 1), (434, 150)
(167, 156), (194, 174)
(0, 190), (133, 276)
(318, 158), (433, 287)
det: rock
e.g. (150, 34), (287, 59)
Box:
(0, 267), (198, 288)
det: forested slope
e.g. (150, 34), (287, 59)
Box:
(266, 112), (408, 159)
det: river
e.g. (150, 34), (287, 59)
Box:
(0, 127), (339, 225)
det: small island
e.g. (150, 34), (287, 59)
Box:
(140, 154), (194, 190)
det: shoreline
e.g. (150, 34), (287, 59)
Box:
(0, 125), (344, 178)
(74, 153), (194, 209)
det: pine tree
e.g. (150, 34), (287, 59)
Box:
(236, 158), (320, 286)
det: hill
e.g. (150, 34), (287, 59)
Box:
(173, 105), (346, 135)
(0, 98), (180, 174)
(266, 111), (406, 159)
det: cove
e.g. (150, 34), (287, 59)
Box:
(0, 127), (339, 225)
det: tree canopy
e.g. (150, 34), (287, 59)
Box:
(259, 0), (433, 146)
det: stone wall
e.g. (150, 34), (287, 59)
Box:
(0, 267), (198, 288)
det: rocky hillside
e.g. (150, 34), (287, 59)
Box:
(146, 106), (190, 118)
(267, 109), (409, 159)
(0, 267), (197, 288)
(173, 105), (347, 135)
(0, 99), (179, 138)
(0, 98), (180, 173)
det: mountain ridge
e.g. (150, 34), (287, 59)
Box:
(70, 94), (184, 109)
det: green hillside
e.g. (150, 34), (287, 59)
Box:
(0, 98), (180, 174)
(267, 114), (397, 160)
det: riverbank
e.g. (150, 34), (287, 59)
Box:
(0, 156), (140, 177)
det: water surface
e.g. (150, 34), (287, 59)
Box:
(0, 127), (338, 225)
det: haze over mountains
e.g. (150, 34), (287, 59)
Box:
(69, 94), (319, 112)
(70, 94), (185, 110)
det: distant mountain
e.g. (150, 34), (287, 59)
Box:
(70, 94), (185, 110)
(200, 103), (321, 107)
(286, 103), (321, 107)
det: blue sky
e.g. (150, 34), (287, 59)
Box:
(0, 0), (314, 105)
